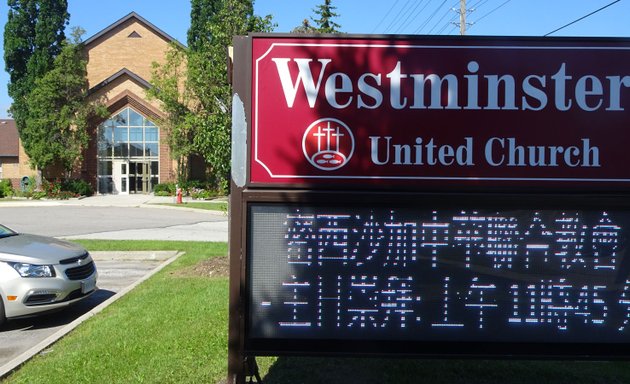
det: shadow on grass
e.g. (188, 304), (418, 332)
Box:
(1, 289), (115, 332)
(262, 357), (630, 384)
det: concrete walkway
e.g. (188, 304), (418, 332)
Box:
(2, 193), (188, 207)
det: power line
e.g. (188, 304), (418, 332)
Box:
(427, 1), (460, 34)
(544, 0), (621, 36)
(436, 13), (459, 34)
(447, 24), (459, 35)
(469, 0), (512, 28)
(436, 0), (489, 35)
(371, 0), (401, 33)
(383, 0), (415, 33)
(469, 0), (489, 10)
(395, 0), (430, 34)
(414, 0), (449, 34)
(453, 0), (475, 35)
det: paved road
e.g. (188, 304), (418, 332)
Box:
(0, 196), (228, 242)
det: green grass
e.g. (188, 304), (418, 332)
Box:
(5, 239), (630, 383)
(156, 201), (228, 213)
(3, 240), (229, 384)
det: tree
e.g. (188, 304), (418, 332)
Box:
(148, 44), (195, 183)
(311, 0), (341, 33)
(187, 0), (222, 53)
(291, 19), (317, 34)
(188, 0), (274, 191)
(4, 0), (69, 134)
(151, 0), (274, 191)
(21, 28), (107, 174)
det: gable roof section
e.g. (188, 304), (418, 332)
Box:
(0, 120), (19, 157)
(83, 11), (185, 48)
(88, 67), (152, 96)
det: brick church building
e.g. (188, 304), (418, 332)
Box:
(4, 12), (180, 194)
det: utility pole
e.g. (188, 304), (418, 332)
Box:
(459, 0), (467, 35)
(453, 0), (473, 35)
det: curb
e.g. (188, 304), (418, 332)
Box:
(0, 251), (184, 380)
(140, 203), (227, 215)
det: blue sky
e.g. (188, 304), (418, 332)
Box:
(1, 0), (629, 118)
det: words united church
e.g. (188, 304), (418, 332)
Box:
(2, 12), (187, 194)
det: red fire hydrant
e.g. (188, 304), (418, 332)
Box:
(176, 186), (183, 204)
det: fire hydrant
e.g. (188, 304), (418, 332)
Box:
(176, 186), (183, 204)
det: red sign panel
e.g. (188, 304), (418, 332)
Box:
(250, 36), (630, 188)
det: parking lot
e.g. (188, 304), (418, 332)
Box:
(0, 195), (227, 376)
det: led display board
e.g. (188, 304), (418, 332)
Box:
(246, 202), (630, 356)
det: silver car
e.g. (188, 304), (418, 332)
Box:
(0, 224), (98, 326)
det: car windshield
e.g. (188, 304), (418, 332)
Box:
(0, 224), (17, 238)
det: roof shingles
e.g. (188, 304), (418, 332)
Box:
(0, 120), (19, 157)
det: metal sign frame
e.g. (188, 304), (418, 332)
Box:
(228, 34), (630, 384)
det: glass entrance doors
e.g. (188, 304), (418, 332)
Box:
(129, 161), (150, 194)
(112, 160), (129, 195)
(97, 107), (160, 195)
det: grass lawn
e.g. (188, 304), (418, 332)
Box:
(156, 201), (228, 213)
(3, 240), (230, 384)
(4, 240), (630, 383)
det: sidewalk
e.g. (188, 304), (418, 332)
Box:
(0, 194), (180, 208)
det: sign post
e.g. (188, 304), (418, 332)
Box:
(228, 34), (630, 383)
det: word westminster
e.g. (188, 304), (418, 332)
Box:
(272, 58), (630, 111)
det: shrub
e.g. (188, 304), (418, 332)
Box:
(40, 178), (93, 199)
(31, 190), (47, 200)
(153, 182), (176, 196)
(42, 179), (64, 198)
(190, 188), (218, 200)
(0, 179), (13, 198)
(62, 179), (94, 196)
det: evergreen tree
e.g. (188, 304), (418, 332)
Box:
(4, 0), (69, 132)
(187, 0), (222, 52)
(311, 0), (341, 33)
(22, 28), (107, 174)
(291, 19), (317, 34)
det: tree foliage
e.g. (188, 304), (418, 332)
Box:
(311, 0), (341, 33)
(291, 19), (318, 34)
(21, 28), (108, 174)
(148, 44), (194, 183)
(4, 0), (69, 132)
(187, 0), (222, 53)
(150, 0), (274, 191)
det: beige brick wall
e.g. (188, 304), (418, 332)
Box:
(17, 140), (37, 178)
(89, 76), (163, 113)
(1, 141), (38, 188)
(82, 15), (183, 188)
(85, 18), (172, 89)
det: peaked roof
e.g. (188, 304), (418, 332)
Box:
(83, 11), (185, 48)
(88, 67), (152, 95)
(0, 119), (19, 157)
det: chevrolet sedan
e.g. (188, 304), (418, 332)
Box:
(0, 224), (97, 327)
